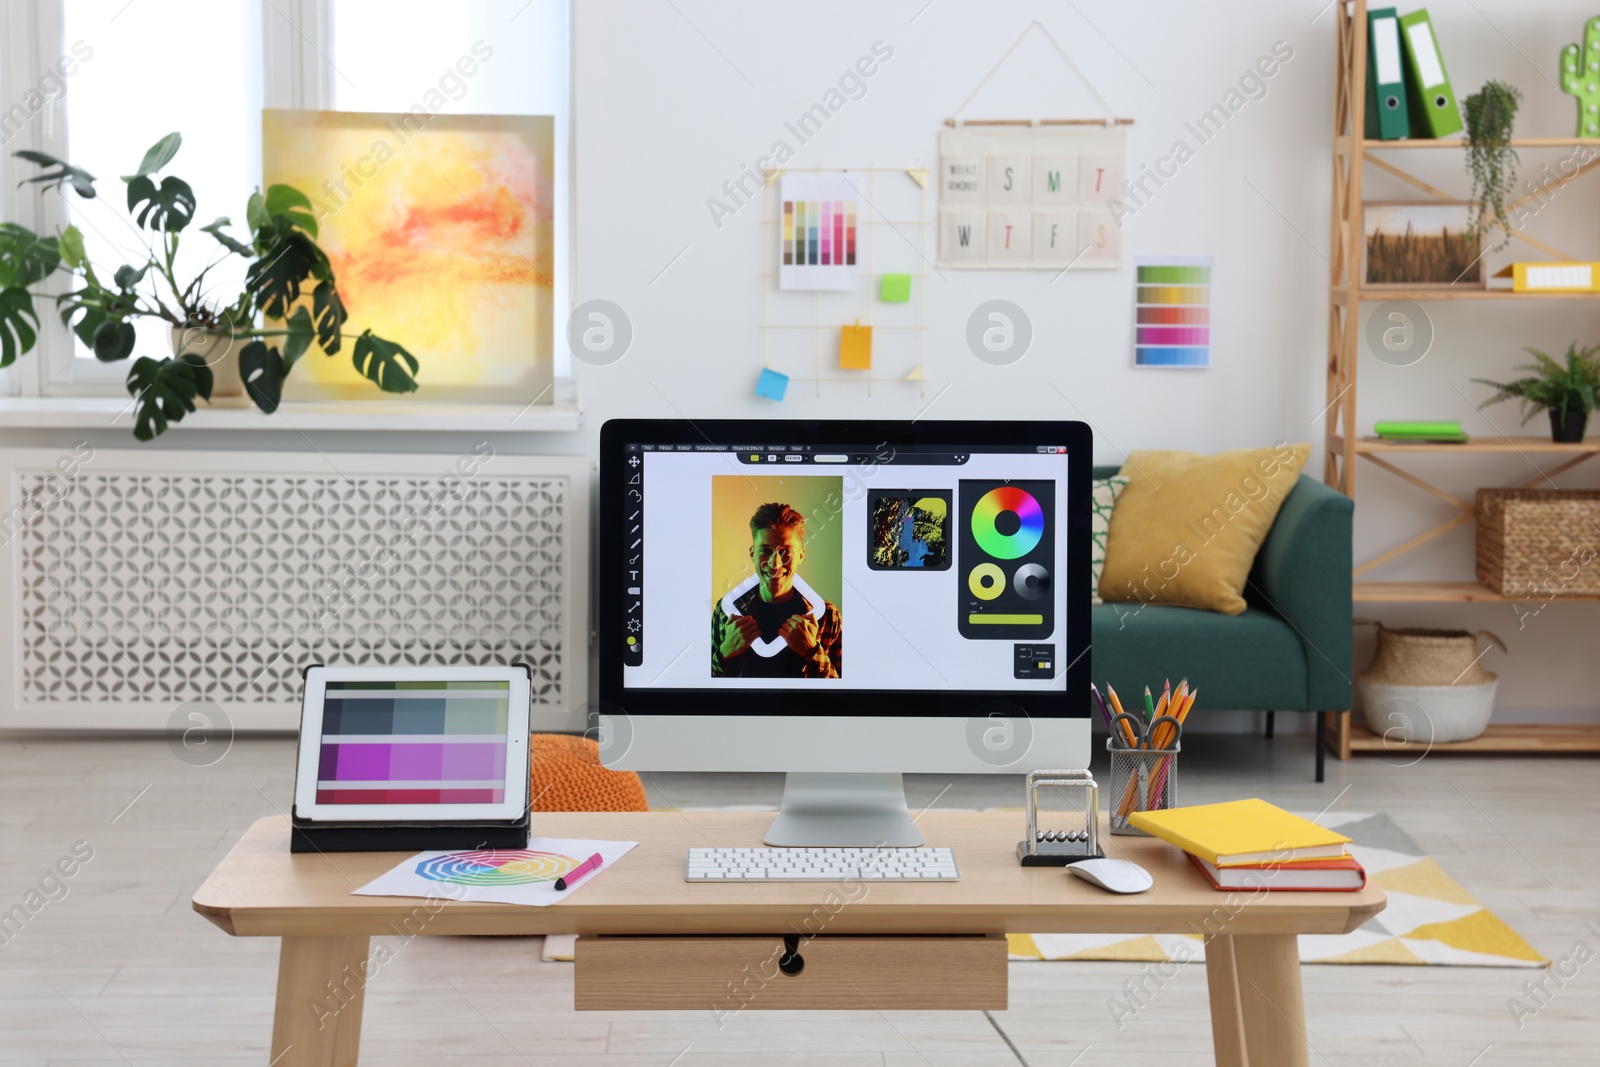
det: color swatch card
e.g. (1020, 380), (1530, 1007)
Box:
(1134, 257), (1212, 368)
(780, 173), (861, 291)
(354, 837), (638, 906)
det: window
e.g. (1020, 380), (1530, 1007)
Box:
(55, 0), (263, 388)
(328, 0), (572, 382)
(1, 0), (570, 397)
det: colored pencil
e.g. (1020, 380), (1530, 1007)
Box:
(1106, 685), (1139, 748)
(1149, 689), (1196, 801)
(1089, 683), (1114, 731)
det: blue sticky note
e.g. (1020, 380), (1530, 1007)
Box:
(755, 368), (789, 401)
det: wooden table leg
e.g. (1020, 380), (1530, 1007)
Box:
(1204, 935), (1249, 1067)
(270, 935), (371, 1067)
(1233, 934), (1310, 1067)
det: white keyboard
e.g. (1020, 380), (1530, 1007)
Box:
(685, 847), (959, 881)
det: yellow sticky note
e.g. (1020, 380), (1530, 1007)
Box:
(840, 325), (872, 370)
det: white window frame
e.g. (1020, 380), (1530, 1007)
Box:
(0, 0), (574, 405)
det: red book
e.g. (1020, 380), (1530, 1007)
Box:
(1189, 851), (1366, 892)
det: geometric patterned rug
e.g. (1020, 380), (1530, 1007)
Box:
(1008, 812), (1548, 968)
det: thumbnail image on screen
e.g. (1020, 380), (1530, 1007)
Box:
(867, 489), (951, 570)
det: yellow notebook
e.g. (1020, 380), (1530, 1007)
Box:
(1127, 799), (1351, 868)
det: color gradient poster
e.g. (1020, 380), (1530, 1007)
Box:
(779, 173), (860, 291)
(1134, 257), (1212, 368)
(262, 110), (554, 401)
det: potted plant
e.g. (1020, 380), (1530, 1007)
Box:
(1473, 343), (1600, 442)
(1462, 80), (1521, 251)
(0, 133), (419, 440)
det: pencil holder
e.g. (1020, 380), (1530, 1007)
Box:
(1106, 737), (1179, 836)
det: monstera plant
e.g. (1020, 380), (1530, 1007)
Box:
(0, 132), (419, 439)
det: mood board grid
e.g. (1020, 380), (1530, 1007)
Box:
(763, 167), (929, 394)
(316, 681), (510, 804)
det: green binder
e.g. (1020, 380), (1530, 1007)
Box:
(1365, 9), (1412, 140)
(1399, 9), (1463, 138)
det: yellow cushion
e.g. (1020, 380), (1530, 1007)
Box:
(1098, 444), (1310, 615)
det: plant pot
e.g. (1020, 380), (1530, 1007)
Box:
(170, 327), (252, 408)
(1356, 676), (1498, 744)
(1548, 406), (1588, 443)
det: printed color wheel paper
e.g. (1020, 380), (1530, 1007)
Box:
(353, 837), (637, 906)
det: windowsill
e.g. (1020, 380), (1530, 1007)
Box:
(0, 396), (582, 433)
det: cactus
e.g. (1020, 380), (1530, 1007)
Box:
(1560, 17), (1600, 136)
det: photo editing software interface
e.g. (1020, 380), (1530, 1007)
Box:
(620, 440), (1070, 693)
(314, 681), (512, 804)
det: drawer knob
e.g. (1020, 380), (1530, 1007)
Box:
(778, 934), (804, 976)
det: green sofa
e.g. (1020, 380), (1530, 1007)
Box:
(1090, 467), (1353, 781)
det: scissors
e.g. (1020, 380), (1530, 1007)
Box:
(1110, 712), (1183, 751)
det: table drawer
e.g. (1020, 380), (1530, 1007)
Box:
(574, 934), (1006, 1011)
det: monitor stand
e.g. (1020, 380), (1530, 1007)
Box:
(764, 772), (924, 847)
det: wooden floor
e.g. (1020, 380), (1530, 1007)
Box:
(1, 732), (1596, 1066)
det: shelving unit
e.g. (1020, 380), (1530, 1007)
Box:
(1346, 723), (1600, 754)
(1324, 0), (1600, 759)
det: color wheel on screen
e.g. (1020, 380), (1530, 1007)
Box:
(415, 849), (578, 886)
(970, 486), (1045, 559)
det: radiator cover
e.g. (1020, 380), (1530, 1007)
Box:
(0, 447), (589, 731)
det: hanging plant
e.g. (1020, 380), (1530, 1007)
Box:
(1462, 80), (1522, 251)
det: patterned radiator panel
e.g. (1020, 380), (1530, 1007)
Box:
(16, 464), (571, 711)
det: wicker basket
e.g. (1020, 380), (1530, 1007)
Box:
(1476, 488), (1600, 597)
(1354, 620), (1507, 742)
(1355, 619), (1505, 685)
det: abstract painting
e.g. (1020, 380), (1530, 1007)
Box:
(262, 110), (554, 401)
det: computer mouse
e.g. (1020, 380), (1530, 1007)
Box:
(1067, 858), (1153, 894)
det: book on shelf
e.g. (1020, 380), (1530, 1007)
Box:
(1376, 419), (1465, 441)
(1489, 263), (1600, 293)
(1373, 420), (1461, 436)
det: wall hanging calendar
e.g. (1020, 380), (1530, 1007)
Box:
(937, 21), (1132, 271)
(938, 124), (1128, 270)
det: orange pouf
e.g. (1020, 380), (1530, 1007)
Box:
(529, 733), (649, 812)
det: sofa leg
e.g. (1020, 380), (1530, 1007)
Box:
(1315, 711), (1326, 783)
(1264, 711), (1275, 740)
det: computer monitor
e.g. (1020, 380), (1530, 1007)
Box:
(597, 419), (1092, 845)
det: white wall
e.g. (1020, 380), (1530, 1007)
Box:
(566, 0), (1600, 724)
(4, 0), (1595, 728)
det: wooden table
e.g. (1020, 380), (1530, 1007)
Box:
(194, 812), (1385, 1067)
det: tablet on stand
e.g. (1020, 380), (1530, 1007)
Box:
(290, 664), (533, 852)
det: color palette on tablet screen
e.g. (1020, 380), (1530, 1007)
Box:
(971, 486), (1044, 559)
(1135, 260), (1212, 368)
(315, 680), (510, 804)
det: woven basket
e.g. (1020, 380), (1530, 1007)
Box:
(1354, 619), (1506, 685)
(1476, 489), (1600, 597)
(1354, 621), (1506, 742)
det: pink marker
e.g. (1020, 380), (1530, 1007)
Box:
(555, 852), (604, 891)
